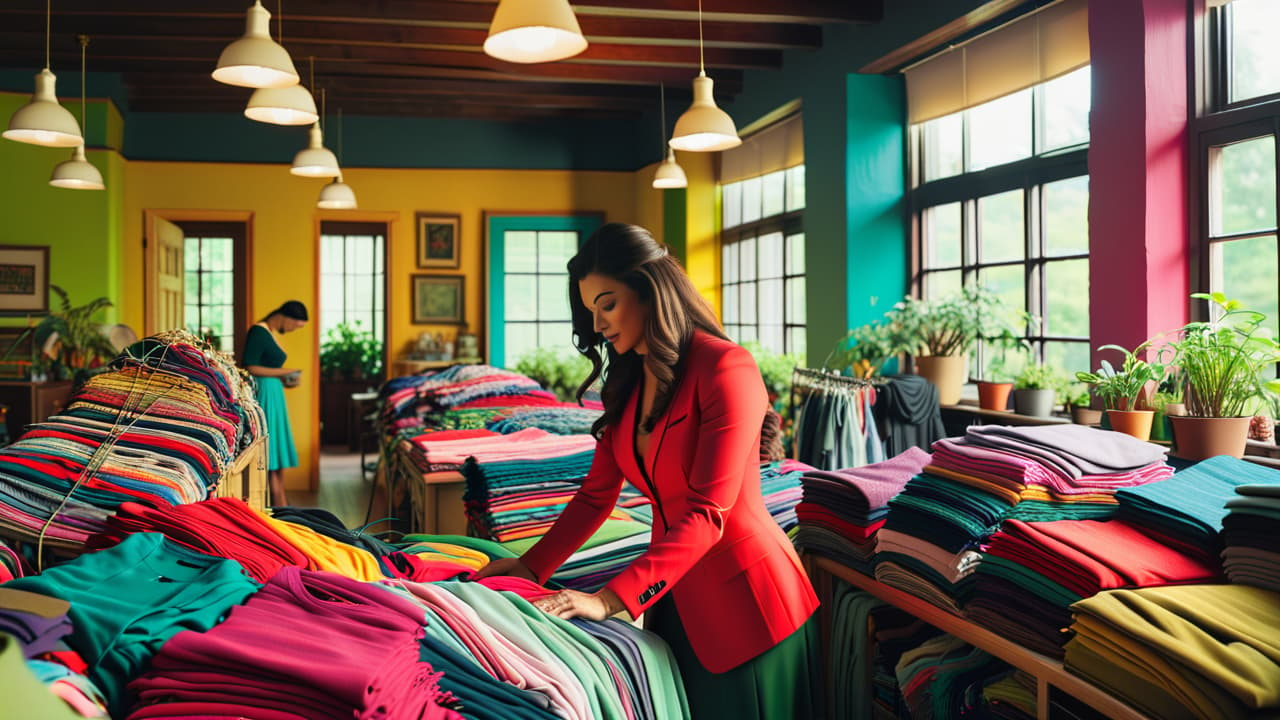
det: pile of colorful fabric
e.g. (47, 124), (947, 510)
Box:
(2, 498), (691, 720)
(873, 425), (1171, 613)
(793, 448), (931, 573)
(378, 365), (554, 432)
(759, 459), (809, 535)
(0, 333), (262, 551)
(0, 586), (108, 718)
(1065, 583), (1280, 719)
(965, 518), (1219, 657)
(1221, 476), (1280, 592)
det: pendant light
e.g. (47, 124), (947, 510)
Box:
(317, 108), (356, 209)
(652, 83), (687, 189)
(213, 0), (299, 89)
(669, 0), (740, 153)
(244, 7), (316, 125)
(483, 0), (588, 64)
(292, 82), (340, 177)
(50, 36), (103, 190)
(4, 0), (82, 147)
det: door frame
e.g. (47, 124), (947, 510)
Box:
(143, 209), (255, 337)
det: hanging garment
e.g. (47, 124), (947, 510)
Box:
(873, 375), (946, 457)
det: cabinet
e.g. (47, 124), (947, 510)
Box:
(0, 381), (73, 442)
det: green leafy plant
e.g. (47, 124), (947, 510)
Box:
(1062, 382), (1092, 409)
(887, 285), (1028, 360)
(1013, 363), (1062, 391)
(514, 347), (592, 402)
(1075, 343), (1165, 411)
(741, 341), (801, 403)
(1160, 292), (1280, 418)
(825, 321), (896, 378)
(1, 285), (115, 380)
(319, 321), (383, 382)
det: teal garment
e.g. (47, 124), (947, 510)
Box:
(4, 533), (260, 717)
(648, 595), (819, 720)
(242, 325), (286, 369)
(830, 581), (887, 720)
(0, 633), (84, 720)
(256, 376), (298, 471)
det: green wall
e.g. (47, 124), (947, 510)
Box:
(662, 188), (688, 262)
(0, 92), (124, 327)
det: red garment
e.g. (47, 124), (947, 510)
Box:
(987, 519), (1221, 597)
(381, 552), (474, 583)
(794, 503), (884, 540)
(521, 332), (819, 673)
(477, 576), (558, 601)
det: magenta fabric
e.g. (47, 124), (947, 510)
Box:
(413, 428), (598, 465)
(800, 446), (932, 510)
(126, 568), (460, 720)
(931, 437), (1173, 495)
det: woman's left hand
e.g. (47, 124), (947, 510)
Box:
(531, 588), (625, 621)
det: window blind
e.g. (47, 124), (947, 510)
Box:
(718, 113), (804, 184)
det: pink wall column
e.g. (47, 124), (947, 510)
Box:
(1087, 0), (1190, 367)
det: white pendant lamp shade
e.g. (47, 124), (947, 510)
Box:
(652, 149), (688, 189)
(317, 175), (357, 209)
(484, 0), (588, 64)
(49, 145), (104, 190)
(4, 69), (82, 147)
(246, 84), (317, 125)
(669, 73), (741, 152)
(213, 1), (300, 89)
(292, 124), (341, 177)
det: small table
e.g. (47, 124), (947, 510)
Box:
(348, 391), (381, 454)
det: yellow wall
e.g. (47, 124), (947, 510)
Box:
(633, 160), (666, 246)
(122, 161), (645, 490)
(682, 152), (720, 316)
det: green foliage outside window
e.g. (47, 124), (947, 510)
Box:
(319, 321), (383, 382)
(514, 347), (592, 402)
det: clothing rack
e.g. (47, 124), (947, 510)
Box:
(789, 367), (881, 420)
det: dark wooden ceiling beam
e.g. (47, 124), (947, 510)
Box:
(126, 83), (660, 111)
(859, 0), (1034, 74)
(128, 96), (637, 120)
(448, 0), (882, 24)
(0, 3), (822, 49)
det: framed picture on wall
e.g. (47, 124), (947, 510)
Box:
(412, 275), (465, 324)
(0, 245), (49, 315)
(416, 213), (461, 269)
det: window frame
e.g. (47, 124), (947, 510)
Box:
(181, 221), (249, 356)
(318, 220), (389, 381)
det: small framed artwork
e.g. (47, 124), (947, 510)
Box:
(412, 275), (465, 324)
(416, 213), (461, 269)
(0, 245), (49, 315)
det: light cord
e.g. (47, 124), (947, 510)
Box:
(277, 0), (283, 45)
(658, 82), (666, 156)
(697, 0), (704, 73)
(79, 35), (86, 132)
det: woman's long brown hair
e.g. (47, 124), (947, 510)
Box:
(567, 223), (727, 438)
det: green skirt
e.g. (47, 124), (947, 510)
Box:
(255, 376), (298, 472)
(648, 597), (821, 720)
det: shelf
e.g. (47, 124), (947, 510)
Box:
(810, 556), (1151, 720)
(941, 402), (1071, 426)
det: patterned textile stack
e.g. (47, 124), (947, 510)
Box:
(1221, 475), (1280, 592)
(378, 365), (552, 432)
(0, 332), (263, 551)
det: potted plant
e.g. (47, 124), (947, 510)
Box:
(318, 321), (384, 446)
(1075, 343), (1165, 441)
(1159, 293), (1280, 460)
(827, 321), (896, 379)
(976, 318), (1036, 411)
(514, 346), (593, 403)
(1, 285), (116, 383)
(1011, 362), (1060, 418)
(887, 285), (1021, 406)
(1062, 382), (1101, 425)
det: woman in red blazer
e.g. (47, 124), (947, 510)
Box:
(475, 223), (820, 718)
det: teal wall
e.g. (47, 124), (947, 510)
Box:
(720, 0), (992, 359)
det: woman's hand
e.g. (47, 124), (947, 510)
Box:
(531, 588), (625, 621)
(472, 556), (536, 582)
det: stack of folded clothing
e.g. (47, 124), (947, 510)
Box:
(869, 605), (944, 720)
(1222, 476), (1280, 592)
(0, 333), (263, 551)
(760, 458), (809, 535)
(875, 426), (1172, 614)
(982, 671), (1037, 720)
(794, 447), (932, 573)
(410, 428), (597, 475)
(0, 587), (109, 718)
(126, 567), (461, 720)
(894, 635), (1016, 720)
(828, 580), (888, 720)
(502, 519), (651, 593)
(1117, 454), (1279, 567)
(966, 518), (1220, 657)
(486, 406), (604, 436)
(379, 365), (550, 432)
(1065, 583), (1280, 719)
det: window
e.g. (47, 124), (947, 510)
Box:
(914, 66), (1092, 378)
(319, 222), (386, 370)
(720, 165), (806, 361)
(182, 222), (248, 354)
(1195, 1), (1280, 352)
(502, 230), (578, 365)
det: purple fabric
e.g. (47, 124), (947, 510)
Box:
(964, 424), (1166, 478)
(800, 447), (932, 511)
(0, 609), (72, 658)
(931, 437), (1172, 494)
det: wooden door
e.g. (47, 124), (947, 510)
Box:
(144, 214), (186, 335)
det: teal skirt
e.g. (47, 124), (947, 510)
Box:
(255, 376), (298, 471)
(648, 597), (821, 720)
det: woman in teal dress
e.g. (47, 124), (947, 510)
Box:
(241, 300), (308, 506)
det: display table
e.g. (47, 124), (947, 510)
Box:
(389, 443), (469, 536)
(214, 436), (267, 512)
(805, 555), (1151, 720)
(391, 356), (482, 378)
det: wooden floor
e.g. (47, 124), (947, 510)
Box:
(292, 446), (391, 533)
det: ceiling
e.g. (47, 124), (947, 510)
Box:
(0, 0), (883, 122)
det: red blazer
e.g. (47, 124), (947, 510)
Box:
(521, 331), (819, 673)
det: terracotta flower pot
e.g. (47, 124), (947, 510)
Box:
(1107, 409), (1155, 441)
(976, 381), (1013, 411)
(1168, 415), (1252, 461)
(1070, 406), (1103, 426)
(914, 355), (968, 406)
